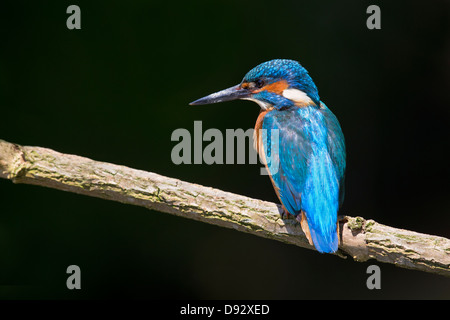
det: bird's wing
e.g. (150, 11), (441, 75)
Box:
(262, 106), (344, 253)
(319, 102), (346, 207)
(260, 110), (310, 216)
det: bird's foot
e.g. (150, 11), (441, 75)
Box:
(280, 205), (292, 219)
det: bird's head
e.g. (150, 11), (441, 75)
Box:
(189, 59), (320, 110)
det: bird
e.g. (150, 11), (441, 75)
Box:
(189, 59), (346, 253)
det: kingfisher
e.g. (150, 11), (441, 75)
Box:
(190, 59), (346, 253)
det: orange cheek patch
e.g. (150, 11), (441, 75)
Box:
(256, 80), (289, 94)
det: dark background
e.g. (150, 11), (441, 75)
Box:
(0, 1), (449, 299)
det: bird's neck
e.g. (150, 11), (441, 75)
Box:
(281, 88), (316, 107)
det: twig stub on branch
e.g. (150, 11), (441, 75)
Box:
(0, 139), (449, 277)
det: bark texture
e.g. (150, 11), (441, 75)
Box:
(1, 139), (449, 277)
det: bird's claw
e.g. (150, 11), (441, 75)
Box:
(280, 207), (292, 219)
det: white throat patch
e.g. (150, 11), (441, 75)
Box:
(282, 88), (314, 106)
(242, 97), (273, 110)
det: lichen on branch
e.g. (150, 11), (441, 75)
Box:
(0, 139), (449, 277)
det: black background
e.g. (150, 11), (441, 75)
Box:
(0, 1), (449, 299)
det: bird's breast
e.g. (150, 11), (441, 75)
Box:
(253, 109), (271, 158)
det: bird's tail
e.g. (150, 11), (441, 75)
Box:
(301, 154), (340, 253)
(297, 212), (338, 253)
(309, 218), (338, 253)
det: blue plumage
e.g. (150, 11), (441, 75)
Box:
(190, 59), (346, 253)
(243, 59), (321, 106)
(262, 104), (345, 253)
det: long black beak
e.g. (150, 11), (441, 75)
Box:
(189, 84), (251, 106)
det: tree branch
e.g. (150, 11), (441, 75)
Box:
(1, 139), (449, 277)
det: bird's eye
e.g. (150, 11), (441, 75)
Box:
(243, 80), (265, 90)
(255, 79), (265, 88)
